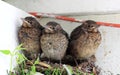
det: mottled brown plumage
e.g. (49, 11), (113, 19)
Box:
(18, 16), (44, 60)
(69, 20), (101, 61)
(40, 21), (69, 61)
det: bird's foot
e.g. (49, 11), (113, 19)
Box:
(59, 60), (63, 67)
(73, 58), (79, 67)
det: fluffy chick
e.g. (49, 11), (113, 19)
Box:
(18, 16), (44, 60)
(40, 21), (69, 61)
(69, 20), (101, 62)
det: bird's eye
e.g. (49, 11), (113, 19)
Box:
(88, 25), (91, 27)
(49, 26), (52, 28)
(52, 27), (55, 30)
(29, 21), (32, 24)
(27, 21), (32, 24)
(27, 21), (30, 23)
(30, 22), (32, 24)
(49, 26), (54, 29)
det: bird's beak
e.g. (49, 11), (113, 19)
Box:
(21, 18), (31, 27)
(43, 25), (53, 32)
(91, 26), (98, 32)
(92, 26), (96, 29)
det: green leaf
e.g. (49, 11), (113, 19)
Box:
(34, 57), (39, 65)
(75, 69), (83, 75)
(52, 68), (61, 75)
(44, 69), (51, 75)
(31, 65), (36, 73)
(15, 44), (26, 50)
(90, 73), (94, 75)
(16, 53), (26, 64)
(63, 65), (73, 75)
(0, 50), (11, 55)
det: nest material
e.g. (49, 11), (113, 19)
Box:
(11, 55), (100, 75)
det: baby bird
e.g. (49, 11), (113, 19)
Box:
(69, 20), (101, 63)
(18, 16), (44, 60)
(40, 21), (69, 62)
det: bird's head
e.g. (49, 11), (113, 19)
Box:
(21, 16), (40, 28)
(44, 21), (62, 33)
(82, 20), (100, 32)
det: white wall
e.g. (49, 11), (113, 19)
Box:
(0, 1), (31, 75)
(4, 0), (120, 15)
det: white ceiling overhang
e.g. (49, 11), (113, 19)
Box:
(3, 0), (120, 15)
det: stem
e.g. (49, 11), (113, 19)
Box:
(9, 53), (13, 75)
(10, 49), (16, 72)
(22, 62), (25, 75)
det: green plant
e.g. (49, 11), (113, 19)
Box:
(44, 68), (52, 75)
(0, 44), (44, 75)
(0, 44), (96, 75)
(63, 64), (73, 75)
(0, 44), (26, 75)
(52, 68), (63, 75)
(74, 69), (83, 75)
(30, 57), (40, 74)
(75, 69), (95, 75)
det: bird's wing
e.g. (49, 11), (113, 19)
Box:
(61, 30), (69, 40)
(70, 25), (87, 40)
